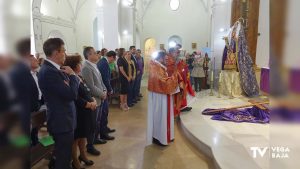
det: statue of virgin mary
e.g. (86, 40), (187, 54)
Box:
(222, 21), (259, 97)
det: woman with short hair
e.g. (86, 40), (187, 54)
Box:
(64, 55), (95, 169)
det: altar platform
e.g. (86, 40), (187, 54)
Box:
(179, 90), (300, 169)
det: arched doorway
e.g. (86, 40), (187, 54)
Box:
(168, 35), (182, 49)
(144, 38), (156, 75)
(48, 30), (68, 51)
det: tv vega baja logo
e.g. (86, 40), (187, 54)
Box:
(250, 147), (290, 159)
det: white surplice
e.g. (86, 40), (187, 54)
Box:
(147, 92), (174, 146)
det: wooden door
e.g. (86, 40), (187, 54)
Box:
(231, 0), (260, 66)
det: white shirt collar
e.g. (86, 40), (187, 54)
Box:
(86, 60), (100, 73)
(31, 70), (37, 75)
(45, 58), (61, 70)
(86, 60), (97, 68)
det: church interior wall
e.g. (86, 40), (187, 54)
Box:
(140, 0), (211, 54)
(41, 22), (77, 54)
(75, 0), (97, 55)
(256, 0), (270, 68)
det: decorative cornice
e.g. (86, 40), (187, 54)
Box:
(33, 13), (75, 28)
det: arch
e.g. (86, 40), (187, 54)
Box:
(144, 37), (156, 75)
(48, 30), (68, 50)
(144, 38), (156, 58)
(168, 35), (182, 49)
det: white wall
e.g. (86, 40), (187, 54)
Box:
(40, 0), (74, 22)
(256, 0), (270, 68)
(33, 0), (77, 55)
(210, 0), (232, 70)
(41, 22), (77, 53)
(283, 0), (300, 68)
(103, 0), (120, 50)
(140, 0), (211, 53)
(119, 5), (134, 50)
(75, 0), (97, 55)
(33, 0), (99, 56)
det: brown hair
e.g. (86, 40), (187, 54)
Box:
(64, 54), (82, 70)
(118, 48), (125, 57)
(16, 38), (31, 57)
(43, 38), (65, 57)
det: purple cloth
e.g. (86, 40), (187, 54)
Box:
(289, 69), (300, 93)
(137, 57), (144, 75)
(202, 106), (270, 124)
(271, 107), (300, 123)
(260, 67), (270, 93)
(237, 25), (259, 97)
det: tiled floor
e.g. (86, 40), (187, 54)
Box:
(33, 87), (213, 169)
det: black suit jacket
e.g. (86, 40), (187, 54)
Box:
(97, 58), (112, 93)
(38, 60), (79, 134)
(10, 62), (39, 134)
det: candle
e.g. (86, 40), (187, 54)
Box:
(211, 69), (214, 82)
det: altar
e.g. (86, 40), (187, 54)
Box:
(218, 70), (243, 97)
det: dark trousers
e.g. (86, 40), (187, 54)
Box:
(87, 106), (101, 149)
(31, 127), (39, 146)
(189, 69), (194, 85)
(127, 81), (134, 105)
(136, 74), (142, 97)
(52, 131), (74, 169)
(194, 77), (204, 92)
(100, 99), (109, 137)
(133, 76), (139, 100)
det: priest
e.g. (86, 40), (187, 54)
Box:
(147, 51), (179, 146)
(167, 46), (195, 117)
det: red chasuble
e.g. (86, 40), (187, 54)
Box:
(166, 56), (195, 117)
(148, 60), (178, 94)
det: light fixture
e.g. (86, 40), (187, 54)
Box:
(151, 51), (158, 59)
(220, 0), (227, 2)
(169, 41), (176, 48)
(219, 28), (225, 32)
(123, 30), (128, 35)
(169, 0), (180, 11)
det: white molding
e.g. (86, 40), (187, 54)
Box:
(33, 13), (75, 28)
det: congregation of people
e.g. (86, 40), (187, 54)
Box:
(186, 51), (210, 92)
(0, 37), (145, 169)
(0, 36), (212, 169)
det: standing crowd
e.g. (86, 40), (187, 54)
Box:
(0, 37), (144, 169)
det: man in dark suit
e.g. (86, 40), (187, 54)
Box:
(9, 38), (40, 169)
(38, 38), (79, 169)
(97, 51), (116, 140)
(10, 38), (40, 137)
(129, 46), (140, 104)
